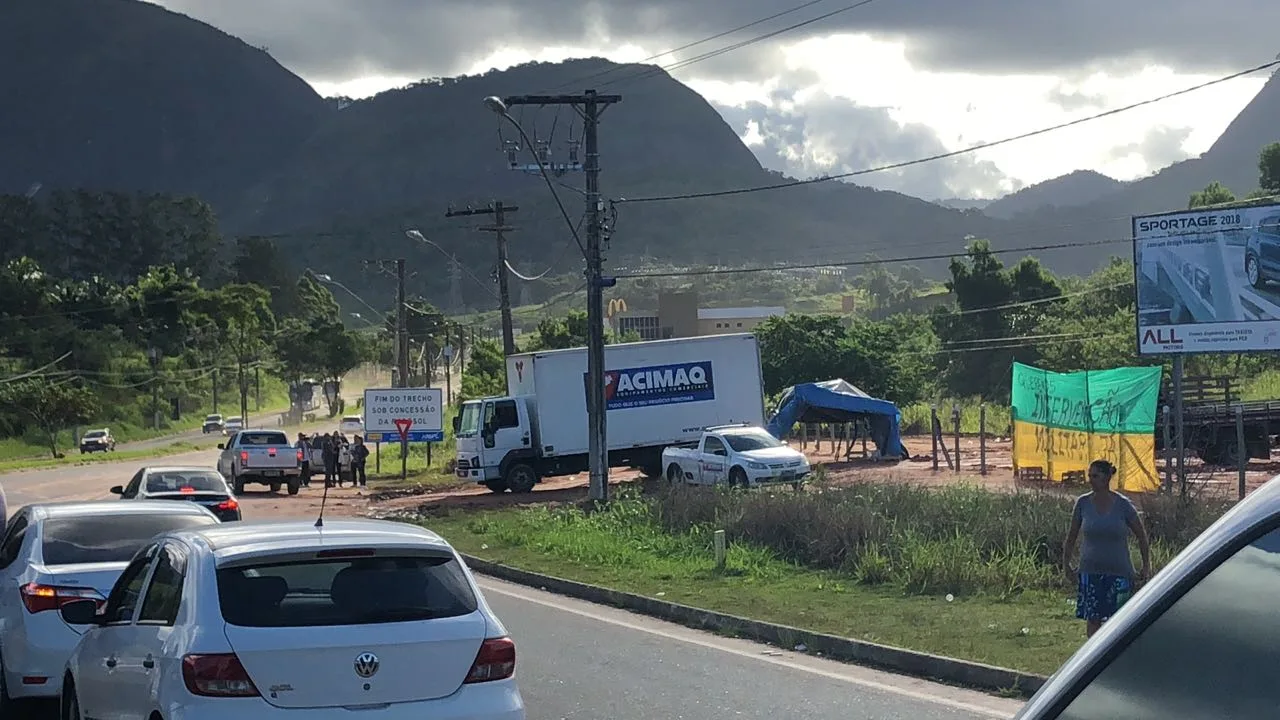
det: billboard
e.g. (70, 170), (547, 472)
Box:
(1134, 201), (1280, 354)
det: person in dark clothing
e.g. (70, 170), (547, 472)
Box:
(351, 436), (370, 487)
(296, 433), (312, 487)
(321, 434), (338, 488)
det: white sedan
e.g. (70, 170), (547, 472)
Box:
(338, 415), (364, 436)
(58, 519), (525, 720)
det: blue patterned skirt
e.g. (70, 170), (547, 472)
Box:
(1076, 573), (1133, 622)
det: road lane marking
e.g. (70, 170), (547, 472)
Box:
(477, 578), (1019, 718)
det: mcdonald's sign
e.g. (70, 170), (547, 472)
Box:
(607, 298), (628, 318)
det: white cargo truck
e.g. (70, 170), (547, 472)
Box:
(453, 334), (766, 493)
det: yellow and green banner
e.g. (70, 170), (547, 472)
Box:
(1011, 362), (1162, 492)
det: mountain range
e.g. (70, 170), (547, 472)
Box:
(2, 0), (1278, 308)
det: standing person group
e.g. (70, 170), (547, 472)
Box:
(1063, 459), (1152, 638)
(291, 430), (372, 489)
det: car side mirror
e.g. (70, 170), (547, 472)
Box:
(452, 415), (461, 433)
(109, 485), (124, 495)
(60, 599), (102, 626)
(216, 443), (225, 450)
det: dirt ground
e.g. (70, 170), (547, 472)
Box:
(237, 433), (1280, 523)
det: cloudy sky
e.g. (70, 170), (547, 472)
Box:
(153, 0), (1273, 201)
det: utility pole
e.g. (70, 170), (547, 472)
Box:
(395, 259), (409, 389)
(500, 90), (620, 502)
(148, 347), (161, 429)
(446, 202), (519, 356)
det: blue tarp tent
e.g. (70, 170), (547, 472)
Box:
(766, 379), (908, 460)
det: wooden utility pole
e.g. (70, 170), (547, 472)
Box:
(446, 202), (519, 356)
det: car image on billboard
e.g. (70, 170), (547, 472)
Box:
(1133, 200), (1280, 354)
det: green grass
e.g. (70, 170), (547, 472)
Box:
(901, 398), (1012, 435)
(426, 500), (1081, 675)
(418, 480), (1228, 675)
(0, 441), (206, 473)
(365, 405), (460, 490)
(1240, 369), (1280, 401)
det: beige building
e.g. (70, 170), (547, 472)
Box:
(611, 290), (784, 340)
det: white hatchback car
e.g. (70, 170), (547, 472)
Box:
(0, 501), (220, 712)
(59, 519), (525, 720)
(338, 415), (364, 436)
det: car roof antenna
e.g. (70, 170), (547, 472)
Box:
(315, 470), (330, 528)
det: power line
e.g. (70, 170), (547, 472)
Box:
(599, 0), (884, 90)
(542, 0), (835, 92)
(616, 59), (1280, 204)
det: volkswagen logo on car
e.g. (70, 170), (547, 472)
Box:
(353, 651), (380, 678)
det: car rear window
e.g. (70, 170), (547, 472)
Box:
(342, 416), (362, 423)
(239, 431), (289, 446)
(41, 514), (217, 565)
(216, 555), (478, 627)
(145, 471), (227, 494)
(83, 431), (105, 439)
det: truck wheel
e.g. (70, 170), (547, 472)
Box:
(269, 481), (282, 493)
(233, 475), (246, 494)
(666, 464), (684, 484)
(728, 467), (748, 488)
(287, 477), (301, 495)
(640, 463), (663, 478)
(505, 463), (538, 494)
(484, 479), (509, 494)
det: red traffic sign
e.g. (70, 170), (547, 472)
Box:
(393, 418), (413, 440)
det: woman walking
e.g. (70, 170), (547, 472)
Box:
(1063, 459), (1152, 638)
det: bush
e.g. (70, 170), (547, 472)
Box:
(650, 481), (1230, 596)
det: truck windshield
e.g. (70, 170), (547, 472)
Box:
(458, 402), (482, 437)
(723, 429), (784, 452)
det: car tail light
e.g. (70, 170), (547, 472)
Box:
(182, 654), (259, 697)
(216, 499), (239, 512)
(296, 449), (304, 462)
(268, 447), (276, 457)
(464, 637), (515, 683)
(239, 451), (249, 465)
(21, 583), (104, 614)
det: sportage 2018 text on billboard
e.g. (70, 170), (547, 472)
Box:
(589, 361), (716, 410)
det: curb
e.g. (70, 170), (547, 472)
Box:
(461, 553), (1047, 698)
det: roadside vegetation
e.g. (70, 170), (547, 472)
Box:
(425, 478), (1229, 674)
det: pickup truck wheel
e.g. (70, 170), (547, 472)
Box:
(233, 475), (246, 494)
(666, 464), (684, 484)
(728, 467), (748, 488)
(505, 463), (538, 494)
(484, 479), (509, 494)
(287, 477), (301, 495)
(269, 481), (282, 493)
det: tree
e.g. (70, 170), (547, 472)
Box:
(1259, 142), (1280, 195)
(459, 340), (507, 402)
(1189, 181), (1236, 209)
(213, 284), (275, 421)
(0, 380), (98, 457)
(313, 322), (367, 416)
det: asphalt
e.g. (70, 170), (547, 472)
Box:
(478, 577), (1023, 720)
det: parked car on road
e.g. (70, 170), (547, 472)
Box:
(1015, 472), (1280, 718)
(78, 429), (115, 454)
(201, 414), (225, 434)
(1244, 213), (1280, 288)
(339, 414), (364, 436)
(223, 416), (244, 434)
(662, 424), (810, 489)
(216, 429), (302, 495)
(58, 519), (526, 719)
(0, 501), (219, 711)
(111, 466), (242, 521)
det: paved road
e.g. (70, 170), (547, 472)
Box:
(0, 447), (225, 508)
(478, 577), (1023, 720)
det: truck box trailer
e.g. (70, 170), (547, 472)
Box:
(453, 333), (766, 493)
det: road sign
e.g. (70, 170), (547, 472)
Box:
(363, 387), (444, 443)
(394, 418), (413, 441)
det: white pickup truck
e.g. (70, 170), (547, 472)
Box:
(662, 424), (811, 489)
(216, 429), (303, 495)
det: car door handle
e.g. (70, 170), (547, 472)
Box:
(105, 657), (117, 668)
(142, 657), (155, 669)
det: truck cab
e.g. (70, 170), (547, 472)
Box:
(454, 396), (538, 494)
